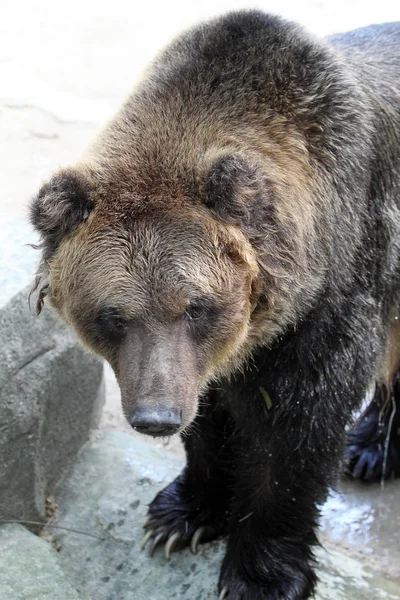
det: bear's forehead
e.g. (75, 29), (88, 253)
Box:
(57, 213), (230, 307)
(81, 213), (221, 270)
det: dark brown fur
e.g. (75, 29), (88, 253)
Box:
(30, 12), (400, 599)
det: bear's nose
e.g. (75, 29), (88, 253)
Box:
(130, 407), (182, 437)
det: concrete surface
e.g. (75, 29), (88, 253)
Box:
(44, 431), (400, 600)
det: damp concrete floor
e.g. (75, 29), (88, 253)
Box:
(41, 431), (400, 600)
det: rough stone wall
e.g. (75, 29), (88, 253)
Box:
(0, 287), (104, 524)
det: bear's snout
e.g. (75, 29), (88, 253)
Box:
(130, 406), (182, 437)
(116, 324), (200, 434)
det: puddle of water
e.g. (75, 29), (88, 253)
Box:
(320, 480), (400, 577)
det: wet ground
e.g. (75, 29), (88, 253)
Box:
(42, 431), (400, 600)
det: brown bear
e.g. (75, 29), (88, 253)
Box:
(30, 11), (400, 600)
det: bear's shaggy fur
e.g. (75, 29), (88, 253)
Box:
(30, 12), (400, 599)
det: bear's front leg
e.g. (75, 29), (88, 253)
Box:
(142, 389), (234, 558)
(217, 326), (375, 600)
(217, 428), (320, 600)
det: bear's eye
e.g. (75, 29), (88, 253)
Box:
(184, 297), (220, 341)
(185, 303), (205, 321)
(95, 306), (128, 341)
(184, 297), (215, 322)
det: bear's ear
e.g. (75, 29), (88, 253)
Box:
(204, 154), (271, 234)
(30, 169), (94, 262)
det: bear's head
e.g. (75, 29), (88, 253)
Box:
(30, 154), (283, 436)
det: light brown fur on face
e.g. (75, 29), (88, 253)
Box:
(44, 202), (258, 430)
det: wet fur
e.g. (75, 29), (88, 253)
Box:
(30, 12), (400, 600)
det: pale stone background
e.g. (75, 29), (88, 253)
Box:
(1, 0), (400, 217)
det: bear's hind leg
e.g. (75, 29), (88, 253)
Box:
(345, 317), (400, 482)
(142, 388), (234, 559)
(345, 377), (400, 481)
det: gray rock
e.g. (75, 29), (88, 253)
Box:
(0, 287), (104, 524)
(47, 430), (400, 600)
(0, 523), (83, 600)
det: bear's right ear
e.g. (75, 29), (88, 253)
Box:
(30, 169), (94, 262)
(204, 154), (272, 240)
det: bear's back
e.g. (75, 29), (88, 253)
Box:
(141, 11), (345, 119)
(329, 23), (400, 111)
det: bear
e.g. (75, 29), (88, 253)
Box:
(345, 364), (400, 482)
(30, 11), (400, 600)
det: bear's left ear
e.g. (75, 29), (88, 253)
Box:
(30, 169), (94, 262)
(204, 154), (272, 237)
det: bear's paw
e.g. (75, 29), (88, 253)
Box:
(345, 394), (400, 482)
(141, 474), (228, 560)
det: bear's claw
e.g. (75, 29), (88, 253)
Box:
(165, 531), (181, 560)
(141, 523), (206, 560)
(149, 532), (164, 557)
(218, 585), (229, 600)
(142, 475), (229, 560)
(140, 529), (153, 550)
(190, 526), (205, 554)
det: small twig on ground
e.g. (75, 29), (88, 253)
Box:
(0, 519), (104, 540)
